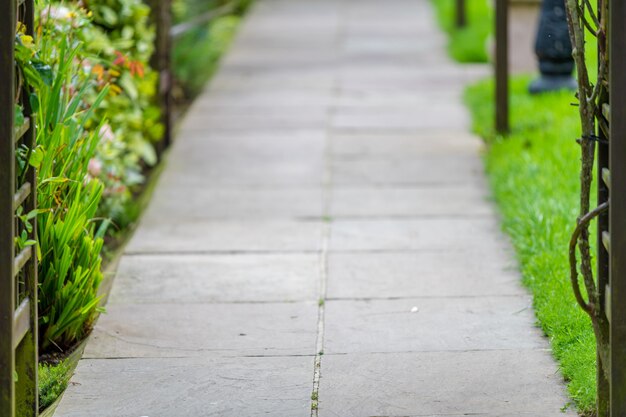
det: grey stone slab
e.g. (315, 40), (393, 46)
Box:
(109, 254), (320, 303)
(334, 89), (462, 108)
(157, 129), (326, 186)
(172, 128), (326, 158)
(324, 296), (541, 354)
(209, 72), (335, 90)
(126, 220), (322, 254)
(330, 185), (492, 217)
(55, 356), (314, 417)
(331, 106), (471, 130)
(158, 158), (324, 186)
(142, 187), (324, 220)
(318, 351), (576, 417)
(326, 252), (523, 299)
(331, 157), (484, 185)
(329, 218), (511, 252)
(236, 18), (339, 36)
(331, 131), (483, 158)
(183, 106), (329, 129)
(342, 37), (446, 57)
(338, 64), (489, 83)
(84, 301), (318, 358)
(220, 49), (339, 70)
(197, 89), (333, 106)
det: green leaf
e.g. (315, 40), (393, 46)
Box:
(14, 104), (25, 126)
(32, 62), (53, 86)
(29, 146), (44, 168)
(29, 93), (40, 113)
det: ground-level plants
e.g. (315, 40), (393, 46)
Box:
(13, 0), (247, 410)
(430, 0), (491, 62)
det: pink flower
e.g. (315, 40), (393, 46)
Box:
(88, 158), (102, 177)
(99, 124), (115, 143)
(41, 5), (71, 22)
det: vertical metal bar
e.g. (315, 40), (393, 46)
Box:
(596, 1), (610, 411)
(0, 0), (17, 415)
(150, 0), (173, 156)
(495, 0), (509, 134)
(610, 0), (626, 414)
(456, 0), (467, 28)
(14, 0), (38, 413)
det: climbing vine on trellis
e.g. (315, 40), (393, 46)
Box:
(565, 0), (610, 415)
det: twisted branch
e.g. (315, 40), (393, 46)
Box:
(569, 201), (609, 315)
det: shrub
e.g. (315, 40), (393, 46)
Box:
(173, 15), (240, 100)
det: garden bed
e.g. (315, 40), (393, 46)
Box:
(13, 0), (246, 410)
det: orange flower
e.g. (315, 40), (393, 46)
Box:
(129, 61), (145, 78)
(92, 64), (105, 81)
(113, 51), (126, 66)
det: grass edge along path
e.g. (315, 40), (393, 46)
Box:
(465, 76), (597, 416)
(430, 0), (492, 62)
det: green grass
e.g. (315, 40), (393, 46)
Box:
(39, 361), (71, 411)
(465, 76), (597, 416)
(430, 0), (492, 62)
(173, 15), (241, 101)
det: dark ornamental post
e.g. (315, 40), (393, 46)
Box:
(528, 0), (577, 94)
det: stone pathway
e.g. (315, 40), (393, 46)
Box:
(55, 0), (576, 416)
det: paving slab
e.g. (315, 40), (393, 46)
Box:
(126, 220), (322, 254)
(197, 89), (333, 106)
(331, 131), (483, 157)
(331, 106), (471, 130)
(109, 254), (320, 303)
(329, 218), (511, 252)
(324, 296), (541, 354)
(158, 160), (325, 186)
(326, 252), (522, 299)
(142, 187), (324, 221)
(183, 106), (329, 129)
(331, 157), (484, 185)
(170, 128), (326, 158)
(55, 356), (314, 417)
(318, 351), (576, 417)
(208, 72), (336, 90)
(330, 185), (491, 217)
(83, 302), (318, 358)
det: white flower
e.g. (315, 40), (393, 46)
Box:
(42, 5), (71, 21)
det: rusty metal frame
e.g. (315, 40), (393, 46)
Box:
(609, 0), (626, 414)
(150, 0), (242, 156)
(495, 0), (509, 134)
(1, 0), (39, 415)
(455, 0), (466, 28)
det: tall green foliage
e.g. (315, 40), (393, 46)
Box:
(17, 5), (109, 351)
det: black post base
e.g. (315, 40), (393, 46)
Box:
(529, 74), (577, 94)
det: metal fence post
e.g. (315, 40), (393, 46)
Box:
(456, 0), (466, 28)
(495, 0), (509, 134)
(150, 0), (173, 155)
(610, 0), (626, 413)
(0, 1), (18, 412)
(1, 1), (38, 415)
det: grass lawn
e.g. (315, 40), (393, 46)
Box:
(430, 0), (492, 62)
(465, 76), (597, 416)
